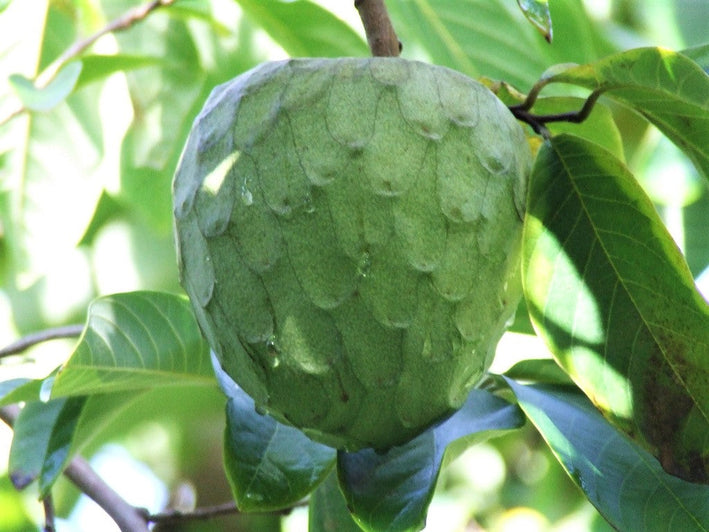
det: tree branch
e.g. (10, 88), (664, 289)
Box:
(0, 324), (84, 359)
(0, 0), (175, 127)
(0, 404), (150, 532)
(354, 0), (401, 57)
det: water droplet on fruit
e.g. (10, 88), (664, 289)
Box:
(357, 251), (372, 278)
(241, 184), (254, 206)
(266, 334), (282, 368)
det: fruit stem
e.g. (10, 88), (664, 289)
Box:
(355, 0), (401, 57)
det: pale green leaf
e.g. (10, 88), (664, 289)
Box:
(9, 61), (82, 112)
(523, 134), (709, 482)
(51, 291), (213, 397)
(541, 47), (709, 181)
(236, 0), (368, 57)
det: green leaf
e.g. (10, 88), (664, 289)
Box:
(216, 354), (336, 512)
(75, 54), (162, 89)
(540, 47), (709, 181)
(386, 0), (614, 89)
(517, 0), (552, 42)
(503, 358), (574, 386)
(308, 471), (362, 532)
(235, 0), (368, 57)
(0, 0), (11, 13)
(51, 291), (213, 397)
(523, 134), (709, 482)
(682, 44), (709, 74)
(8, 399), (72, 490)
(337, 389), (524, 532)
(9, 61), (82, 112)
(8, 391), (143, 496)
(506, 380), (709, 531)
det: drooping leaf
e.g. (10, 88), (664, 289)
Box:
(506, 380), (709, 531)
(9, 61), (82, 112)
(51, 291), (213, 397)
(75, 54), (162, 89)
(215, 353), (336, 512)
(516, 0), (552, 42)
(235, 0), (368, 57)
(337, 389), (524, 532)
(308, 471), (362, 532)
(386, 0), (614, 89)
(7, 391), (144, 496)
(540, 47), (709, 181)
(523, 134), (709, 482)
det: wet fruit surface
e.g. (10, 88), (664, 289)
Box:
(173, 58), (532, 450)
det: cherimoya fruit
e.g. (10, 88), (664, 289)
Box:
(173, 58), (532, 451)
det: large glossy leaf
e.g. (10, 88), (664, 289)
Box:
(236, 0), (368, 57)
(337, 389), (524, 532)
(523, 134), (709, 482)
(540, 47), (709, 181)
(386, 0), (614, 89)
(51, 291), (213, 397)
(506, 380), (709, 531)
(215, 353), (336, 512)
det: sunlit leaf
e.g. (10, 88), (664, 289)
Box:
(338, 389), (524, 532)
(517, 0), (552, 42)
(507, 380), (709, 530)
(386, 0), (614, 89)
(503, 358), (574, 386)
(309, 471), (362, 532)
(540, 47), (709, 181)
(523, 134), (709, 482)
(236, 0), (368, 57)
(75, 54), (162, 89)
(215, 354), (335, 512)
(51, 291), (213, 397)
(9, 61), (82, 112)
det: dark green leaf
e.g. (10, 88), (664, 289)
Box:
(8, 398), (80, 491)
(507, 380), (709, 531)
(541, 47), (709, 181)
(51, 291), (213, 397)
(517, 0), (552, 42)
(236, 0), (368, 57)
(523, 134), (709, 482)
(217, 354), (336, 512)
(9, 61), (82, 112)
(308, 471), (362, 532)
(75, 54), (162, 89)
(338, 389), (524, 532)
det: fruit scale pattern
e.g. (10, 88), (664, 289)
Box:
(173, 58), (532, 450)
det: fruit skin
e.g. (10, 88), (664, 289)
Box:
(173, 58), (531, 451)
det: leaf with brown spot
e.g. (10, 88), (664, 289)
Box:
(523, 134), (709, 483)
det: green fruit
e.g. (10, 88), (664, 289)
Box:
(173, 58), (531, 451)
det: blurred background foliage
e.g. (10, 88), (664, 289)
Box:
(0, 0), (707, 530)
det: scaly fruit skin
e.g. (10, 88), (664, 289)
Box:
(173, 58), (531, 451)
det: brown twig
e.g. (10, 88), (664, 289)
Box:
(149, 501), (240, 526)
(0, 404), (150, 532)
(0, 324), (84, 359)
(354, 0), (401, 57)
(0, 0), (175, 127)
